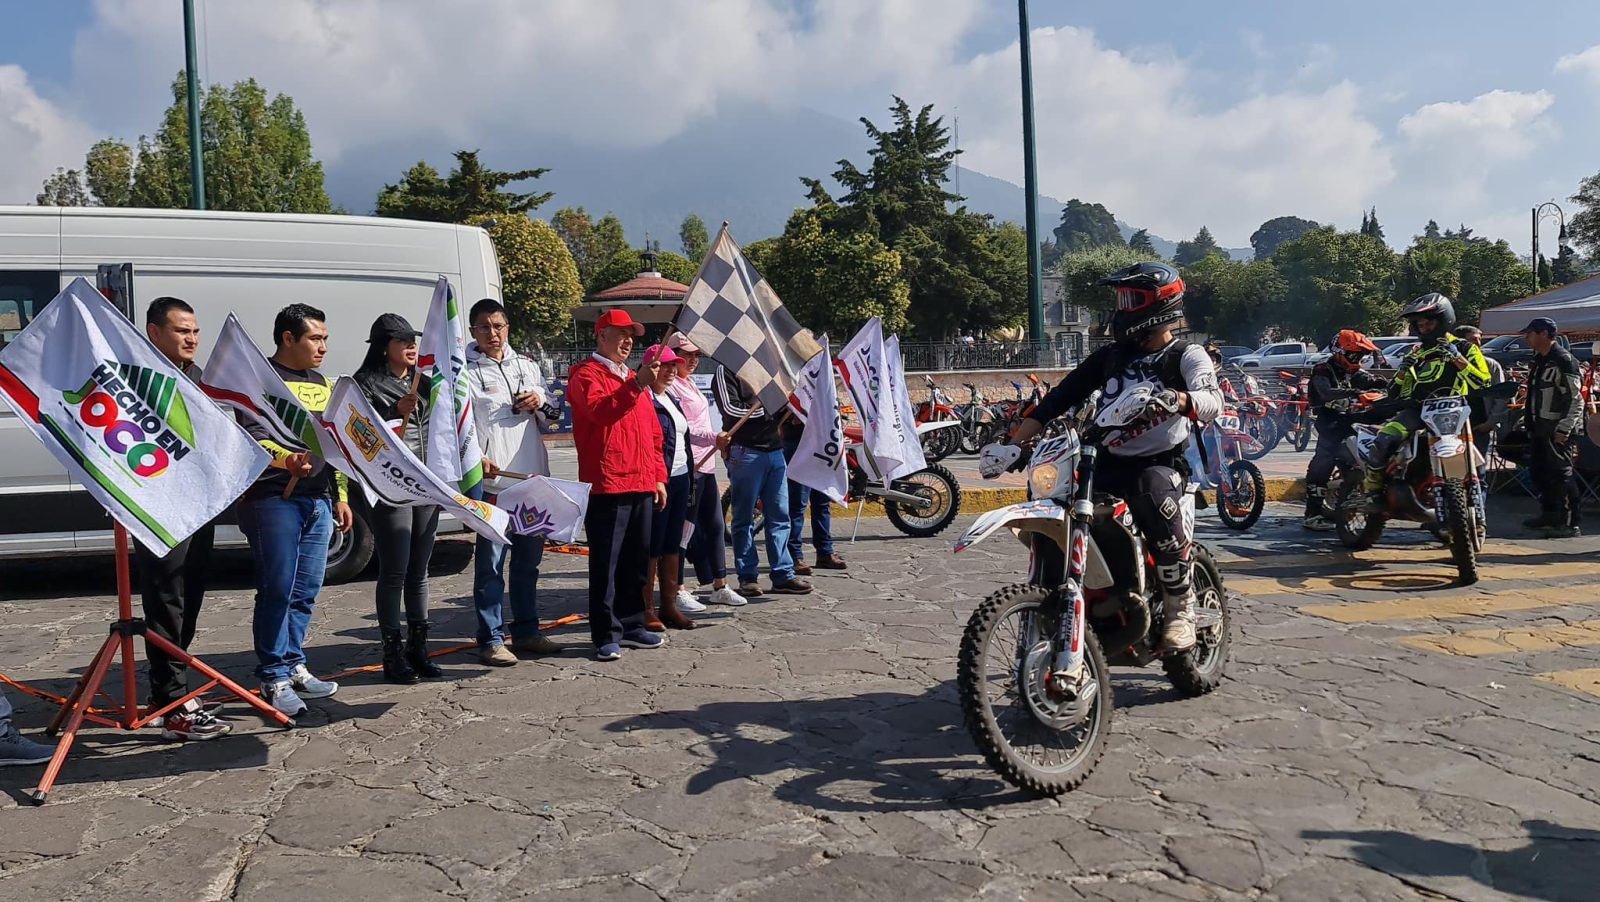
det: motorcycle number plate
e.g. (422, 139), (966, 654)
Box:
(1422, 396), (1466, 414)
(1215, 415), (1241, 432)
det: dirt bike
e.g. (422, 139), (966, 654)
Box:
(1221, 369), (1279, 459)
(1333, 393), (1486, 585)
(915, 376), (962, 463)
(724, 431), (962, 540)
(1276, 370), (1314, 452)
(956, 384), (1003, 454)
(953, 385), (1232, 796)
(1190, 412), (1266, 530)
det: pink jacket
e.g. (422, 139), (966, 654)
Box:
(668, 378), (720, 475)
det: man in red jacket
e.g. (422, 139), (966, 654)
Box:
(569, 310), (670, 661)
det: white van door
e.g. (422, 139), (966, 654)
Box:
(0, 268), (82, 557)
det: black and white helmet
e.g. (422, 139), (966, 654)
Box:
(1402, 292), (1457, 344)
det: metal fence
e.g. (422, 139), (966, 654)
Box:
(528, 340), (1104, 376)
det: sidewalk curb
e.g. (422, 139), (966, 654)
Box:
(833, 477), (1308, 519)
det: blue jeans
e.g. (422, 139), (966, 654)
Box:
(472, 486), (546, 648)
(727, 445), (793, 583)
(239, 495), (333, 684)
(782, 435), (834, 562)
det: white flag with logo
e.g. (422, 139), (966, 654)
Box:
(200, 314), (336, 461)
(838, 317), (920, 480)
(882, 334), (928, 480)
(785, 340), (848, 503)
(420, 276), (485, 493)
(787, 336), (833, 421)
(0, 279), (269, 554)
(318, 377), (510, 544)
(493, 475), (591, 543)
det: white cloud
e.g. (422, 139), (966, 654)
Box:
(915, 26), (1395, 245)
(1393, 90), (1557, 209)
(0, 65), (96, 205)
(1555, 43), (1600, 88)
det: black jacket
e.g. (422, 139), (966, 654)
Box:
(354, 366), (431, 460)
(652, 390), (688, 476)
(1525, 344), (1584, 436)
(1308, 361), (1386, 438)
(713, 366), (783, 452)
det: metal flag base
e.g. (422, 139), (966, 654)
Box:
(28, 524), (293, 806)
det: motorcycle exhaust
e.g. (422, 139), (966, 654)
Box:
(1095, 592), (1153, 657)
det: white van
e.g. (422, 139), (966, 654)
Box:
(0, 206), (504, 583)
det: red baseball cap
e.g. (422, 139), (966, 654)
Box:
(594, 309), (645, 336)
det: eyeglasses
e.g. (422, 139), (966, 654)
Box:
(473, 322), (509, 334)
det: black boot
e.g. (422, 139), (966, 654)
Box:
(406, 621), (444, 679)
(382, 628), (420, 685)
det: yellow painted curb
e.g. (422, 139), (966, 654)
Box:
(831, 479), (1306, 519)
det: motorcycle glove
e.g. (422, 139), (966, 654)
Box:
(979, 443), (1023, 479)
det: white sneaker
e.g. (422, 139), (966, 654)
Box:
(708, 585), (749, 607)
(263, 681), (307, 718)
(289, 664), (339, 700)
(677, 588), (707, 613)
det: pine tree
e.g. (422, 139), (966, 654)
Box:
(1128, 228), (1158, 256)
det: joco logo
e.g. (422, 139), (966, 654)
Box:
(63, 361), (196, 478)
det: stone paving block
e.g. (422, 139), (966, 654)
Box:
(367, 803), (558, 867)
(234, 845), (460, 900)
(673, 839), (817, 894)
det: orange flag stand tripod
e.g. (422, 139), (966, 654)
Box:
(28, 524), (292, 806)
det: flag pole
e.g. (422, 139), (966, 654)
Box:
(697, 405), (757, 472)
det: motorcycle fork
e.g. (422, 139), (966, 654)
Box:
(1050, 447), (1099, 680)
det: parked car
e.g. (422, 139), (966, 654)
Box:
(1481, 333), (1591, 369)
(0, 205), (504, 582)
(1217, 345), (1254, 363)
(1233, 341), (1318, 369)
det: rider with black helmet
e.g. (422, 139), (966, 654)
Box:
(1358, 293), (1491, 510)
(982, 262), (1223, 651)
(1302, 329), (1385, 530)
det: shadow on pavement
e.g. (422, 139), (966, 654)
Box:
(608, 681), (1034, 813)
(1303, 821), (1600, 902)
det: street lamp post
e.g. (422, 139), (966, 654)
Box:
(1532, 202), (1568, 294)
(182, 0), (205, 211)
(1018, 0), (1044, 343)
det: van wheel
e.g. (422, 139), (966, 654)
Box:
(325, 503), (375, 584)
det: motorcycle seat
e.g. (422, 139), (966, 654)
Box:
(844, 424), (865, 443)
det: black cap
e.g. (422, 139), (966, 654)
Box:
(368, 313), (421, 344)
(1519, 316), (1558, 334)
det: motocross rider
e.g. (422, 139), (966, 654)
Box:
(1358, 293), (1491, 511)
(1302, 330), (1386, 531)
(983, 262), (1223, 651)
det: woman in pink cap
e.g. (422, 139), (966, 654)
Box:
(645, 343), (699, 629)
(666, 334), (748, 608)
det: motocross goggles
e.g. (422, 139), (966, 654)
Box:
(1114, 286), (1160, 312)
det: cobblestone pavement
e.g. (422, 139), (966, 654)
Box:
(2, 494), (1599, 901)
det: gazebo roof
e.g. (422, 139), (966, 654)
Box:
(589, 270), (689, 304)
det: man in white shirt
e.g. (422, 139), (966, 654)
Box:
(465, 299), (560, 665)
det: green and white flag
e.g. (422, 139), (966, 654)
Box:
(318, 376), (510, 545)
(0, 279), (268, 554)
(419, 276), (484, 493)
(200, 314), (330, 459)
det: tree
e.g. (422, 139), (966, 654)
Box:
(378, 150), (550, 222)
(1040, 238), (1064, 271)
(797, 96), (1027, 337)
(1423, 219), (1443, 241)
(1060, 244), (1151, 313)
(1553, 245), (1586, 285)
(1173, 226), (1220, 267)
(1052, 199), (1124, 253)
(757, 207), (911, 337)
(588, 247), (698, 295)
(1397, 241), (1463, 303)
(1359, 207), (1386, 243)
(466, 214), (582, 343)
(1181, 254), (1287, 344)
(36, 168), (89, 206)
(1570, 171), (1600, 261)
(551, 207), (606, 287)
(1249, 216), (1319, 261)
(84, 139), (133, 207)
(1457, 239), (1531, 324)
(124, 73), (330, 213)
(1128, 228), (1158, 256)
(679, 214), (709, 263)
(593, 214), (630, 274)
(1538, 254), (1554, 291)
(1272, 227), (1400, 341)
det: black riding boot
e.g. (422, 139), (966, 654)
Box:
(406, 621), (445, 679)
(382, 628), (420, 685)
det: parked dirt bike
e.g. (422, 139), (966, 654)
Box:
(723, 432), (962, 540)
(1333, 393), (1486, 585)
(1276, 370), (1314, 452)
(1191, 413), (1266, 530)
(1221, 369), (1279, 459)
(954, 385), (1232, 796)
(915, 376), (962, 463)
(956, 384), (1003, 454)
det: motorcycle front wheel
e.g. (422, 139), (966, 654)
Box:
(1442, 478), (1480, 586)
(957, 584), (1112, 797)
(1333, 472), (1385, 549)
(1217, 460), (1265, 530)
(922, 425), (958, 463)
(1243, 413), (1280, 460)
(885, 464), (962, 537)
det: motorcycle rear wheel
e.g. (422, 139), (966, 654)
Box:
(1163, 545), (1231, 696)
(1333, 473), (1386, 549)
(1243, 414), (1280, 460)
(1217, 460), (1265, 531)
(922, 425), (958, 462)
(1290, 412), (1312, 452)
(957, 584), (1112, 797)
(885, 464), (962, 538)
(1442, 478), (1480, 586)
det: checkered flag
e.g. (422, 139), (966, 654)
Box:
(676, 224), (822, 416)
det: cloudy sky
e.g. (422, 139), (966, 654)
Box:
(3, 0), (1598, 252)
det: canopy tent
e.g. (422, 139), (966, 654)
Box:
(1480, 274), (1600, 335)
